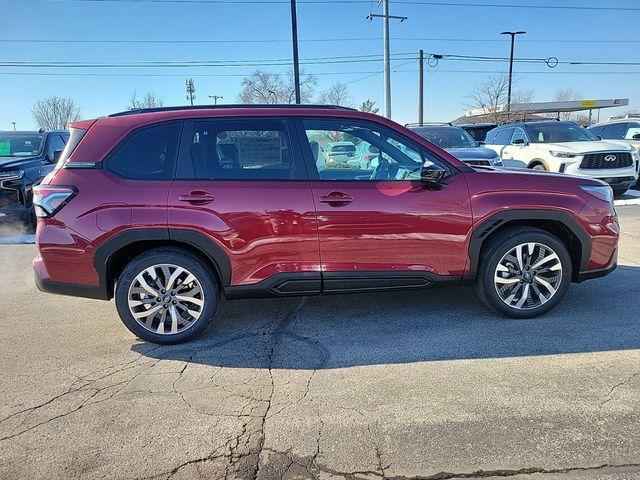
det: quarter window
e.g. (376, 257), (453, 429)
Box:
(178, 119), (301, 180)
(302, 118), (430, 181)
(107, 122), (181, 180)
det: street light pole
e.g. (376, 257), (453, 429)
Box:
(11, 122), (16, 131)
(500, 30), (526, 112)
(290, 0), (301, 104)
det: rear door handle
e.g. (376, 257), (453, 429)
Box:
(178, 192), (215, 205)
(318, 192), (353, 206)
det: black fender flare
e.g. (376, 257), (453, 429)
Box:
(93, 228), (232, 296)
(466, 209), (591, 279)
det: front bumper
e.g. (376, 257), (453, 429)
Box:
(576, 249), (617, 282)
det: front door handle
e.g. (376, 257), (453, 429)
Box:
(178, 191), (215, 205)
(318, 192), (353, 207)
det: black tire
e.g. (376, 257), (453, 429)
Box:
(475, 227), (572, 319)
(115, 248), (219, 344)
(530, 163), (547, 171)
(613, 188), (628, 198)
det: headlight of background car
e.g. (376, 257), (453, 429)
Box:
(580, 185), (614, 203)
(550, 151), (578, 158)
(0, 170), (25, 180)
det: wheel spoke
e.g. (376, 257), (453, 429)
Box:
(531, 252), (559, 270)
(495, 276), (520, 285)
(137, 275), (159, 297)
(534, 275), (557, 295)
(515, 244), (525, 271)
(174, 295), (204, 307)
(166, 267), (185, 292)
(132, 304), (163, 319)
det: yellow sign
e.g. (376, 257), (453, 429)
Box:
(580, 100), (597, 107)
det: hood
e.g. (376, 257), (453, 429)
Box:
(445, 147), (499, 160)
(0, 155), (42, 170)
(535, 140), (633, 154)
(473, 165), (606, 187)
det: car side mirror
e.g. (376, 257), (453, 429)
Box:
(420, 162), (446, 188)
(512, 138), (526, 145)
(478, 141), (486, 146)
(632, 133), (640, 140)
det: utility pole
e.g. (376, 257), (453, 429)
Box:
(11, 122), (16, 131)
(367, 1), (407, 119)
(185, 78), (196, 106)
(290, 0), (301, 104)
(418, 49), (424, 126)
(209, 95), (223, 105)
(500, 31), (526, 112)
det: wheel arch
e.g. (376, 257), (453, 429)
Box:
(467, 209), (590, 283)
(527, 159), (549, 170)
(94, 228), (232, 299)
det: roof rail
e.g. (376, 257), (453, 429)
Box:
(405, 122), (453, 127)
(109, 104), (357, 117)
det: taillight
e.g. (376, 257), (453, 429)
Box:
(32, 185), (77, 218)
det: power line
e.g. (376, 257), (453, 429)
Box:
(2, 37), (639, 44)
(52, 0), (640, 10)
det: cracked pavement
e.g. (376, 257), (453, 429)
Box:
(1, 207), (640, 479)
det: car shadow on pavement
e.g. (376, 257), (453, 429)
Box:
(132, 265), (640, 369)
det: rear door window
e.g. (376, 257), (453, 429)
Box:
(106, 122), (181, 180)
(177, 118), (305, 180)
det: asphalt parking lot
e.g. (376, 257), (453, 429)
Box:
(0, 207), (639, 480)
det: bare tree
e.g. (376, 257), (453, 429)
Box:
(465, 73), (534, 124)
(238, 70), (317, 104)
(359, 99), (379, 114)
(129, 91), (164, 109)
(553, 88), (582, 120)
(31, 97), (81, 130)
(317, 82), (353, 107)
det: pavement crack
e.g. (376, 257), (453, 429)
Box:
(600, 369), (640, 407)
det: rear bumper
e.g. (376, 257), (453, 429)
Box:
(33, 256), (108, 300)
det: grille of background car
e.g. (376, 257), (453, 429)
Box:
(580, 152), (633, 169)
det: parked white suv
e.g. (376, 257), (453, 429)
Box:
(588, 117), (640, 190)
(484, 121), (639, 196)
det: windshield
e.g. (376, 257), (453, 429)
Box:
(0, 133), (46, 157)
(414, 127), (478, 148)
(527, 122), (598, 143)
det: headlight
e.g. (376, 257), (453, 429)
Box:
(580, 185), (613, 203)
(0, 170), (24, 180)
(632, 150), (639, 160)
(550, 151), (578, 158)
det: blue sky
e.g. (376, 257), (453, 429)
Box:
(2, 0), (639, 129)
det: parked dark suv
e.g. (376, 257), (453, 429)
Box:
(0, 130), (69, 225)
(33, 105), (619, 344)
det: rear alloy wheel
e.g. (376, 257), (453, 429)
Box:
(115, 249), (218, 344)
(476, 227), (572, 318)
(531, 163), (547, 171)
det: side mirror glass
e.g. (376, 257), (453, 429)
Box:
(420, 162), (446, 188)
(632, 133), (640, 140)
(52, 149), (64, 164)
(512, 138), (525, 145)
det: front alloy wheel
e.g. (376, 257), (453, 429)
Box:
(476, 227), (572, 318)
(494, 242), (562, 310)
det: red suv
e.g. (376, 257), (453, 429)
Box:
(33, 105), (619, 344)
